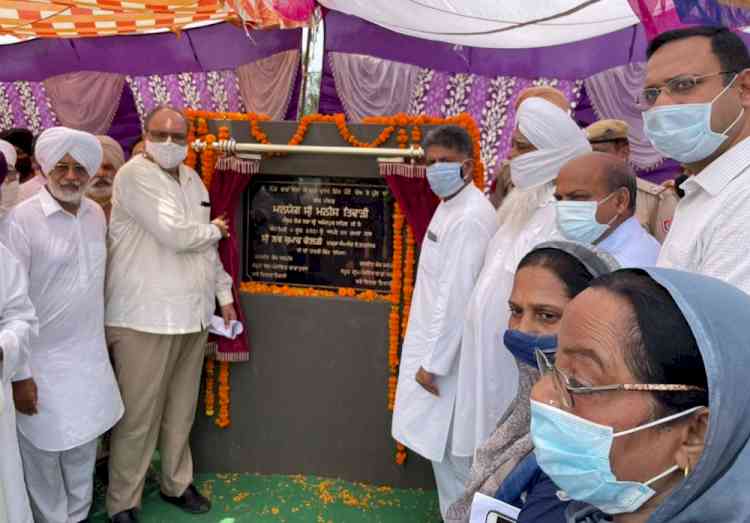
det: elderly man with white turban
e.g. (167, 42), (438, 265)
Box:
(86, 135), (126, 222)
(450, 94), (591, 467)
(2, 126), (124, 523)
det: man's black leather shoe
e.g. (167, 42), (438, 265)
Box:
(160, 484), (211, 514)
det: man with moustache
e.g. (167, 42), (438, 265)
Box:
(86, 136), (125, 222)
(2, 127), (123, 523)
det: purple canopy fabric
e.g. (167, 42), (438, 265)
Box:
(0, 23), (302, 82)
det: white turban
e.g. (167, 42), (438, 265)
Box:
(35, 127), (102, 177)
(510, 97), (591, 190)
(0, 139), (17, 169)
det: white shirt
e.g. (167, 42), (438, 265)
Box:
(2, 189), (123, 452)
(658, 136), (750, 294)
(106, 156), (233, 334)
(598, 215), (661, 268)
(452, 190), (561, 458)
(0, 242), (36, 523)
(15, 174), (45, 205)
(392, 184), (497, 462)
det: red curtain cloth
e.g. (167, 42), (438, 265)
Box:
(208, 156), (260, 362)
(380, 162), (439, 246)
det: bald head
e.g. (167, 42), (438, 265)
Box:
(514, 86), (570, 113)
(555, 152), (637, 215)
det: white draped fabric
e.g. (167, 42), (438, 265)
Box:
(319, 0), (639, 48)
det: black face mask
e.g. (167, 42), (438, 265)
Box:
(15, 156), (32, 177)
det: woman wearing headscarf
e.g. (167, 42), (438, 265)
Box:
(447, 240), (619, 522)
(452, 93), (592, 468)
(529, 267), (739, 523)
(86, 136), (126, 222)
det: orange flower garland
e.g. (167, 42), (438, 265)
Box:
(216, 361), (231, 428)
(388, 203), (405, 412)
(201, 134), (217, 190)
(184, 109), (487, 191)
(240, 282), (389, 302)
(186, 120), (198, 169)
(400, 224), (416, 338)
(204, 358), (215, 417)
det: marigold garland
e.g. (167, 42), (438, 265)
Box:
(204, 358), (216, 417)
(216, 361), (231, 428)
(183, 110), (491, 190)
(240, 281), (389, 302)
(400, 224), (416, 338)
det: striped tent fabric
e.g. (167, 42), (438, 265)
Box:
(0, 0), (308, 39)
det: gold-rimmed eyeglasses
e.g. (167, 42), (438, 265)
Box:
(535, 349), (705, 409)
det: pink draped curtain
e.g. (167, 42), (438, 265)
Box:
(585, 62), (665, 171)
(207, 156), (260, 362)
(44, 71), (125, 134)
(329, 52), (421, 122)
(236, 49), (300, 119)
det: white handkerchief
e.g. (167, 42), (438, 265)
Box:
(208, 315), (245, 340)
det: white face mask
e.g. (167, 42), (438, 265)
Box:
(0, 178), (19, 213)
(146, 139), (187, 170)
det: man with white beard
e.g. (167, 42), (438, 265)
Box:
(86, 136), (125, 223)
(450, 94), (591, 465)
(0, 149), (37, 523)
(3, 127), (124, 523)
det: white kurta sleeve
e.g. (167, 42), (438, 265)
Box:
(214, 255), (234, 306)
(698, 186), (750, 295)
(0, 241), (37, 384)
(421, 218), (490, 376)
(115, 167), (222, 253)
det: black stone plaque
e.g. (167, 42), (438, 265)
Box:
(244, 175), (394, 293)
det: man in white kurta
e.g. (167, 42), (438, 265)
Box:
(2, 127), (123, 523)
(0, 223), (37, 523)
(554, 152), (661, 267)
(391, 126), (497, 517)
(451, 97), (592, 462)
(106, 107), (234, 521)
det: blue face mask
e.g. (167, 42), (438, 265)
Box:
(643, 76), (744, 164)
(555, 193), (615, 245)
(531, 400), (703, 514)
(503, 329), (558, 368)
(426, 162), (467, 199)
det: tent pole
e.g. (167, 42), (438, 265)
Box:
(297, 27), (313, 120)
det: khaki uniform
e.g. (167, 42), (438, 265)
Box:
(635, 178), (679, 244)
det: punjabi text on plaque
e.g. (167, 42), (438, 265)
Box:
(244, 176), (394, 292)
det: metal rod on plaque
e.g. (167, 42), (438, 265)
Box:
(192, 139), (424, 159)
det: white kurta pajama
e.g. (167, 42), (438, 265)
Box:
(0, 242), (37, 523)
(2, 189), (124, 523)
(452, 188), (561, 459)
(392, 184), (497, 516)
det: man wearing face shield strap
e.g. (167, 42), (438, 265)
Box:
(105, 106), (235, 522)
(642, 26), (750, 293)
(451, 92), (592, 467)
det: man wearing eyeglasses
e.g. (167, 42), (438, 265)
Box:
(104, 106), (234, 522)
(642, 26), (750, 294)
(2, 127), (124, 523)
